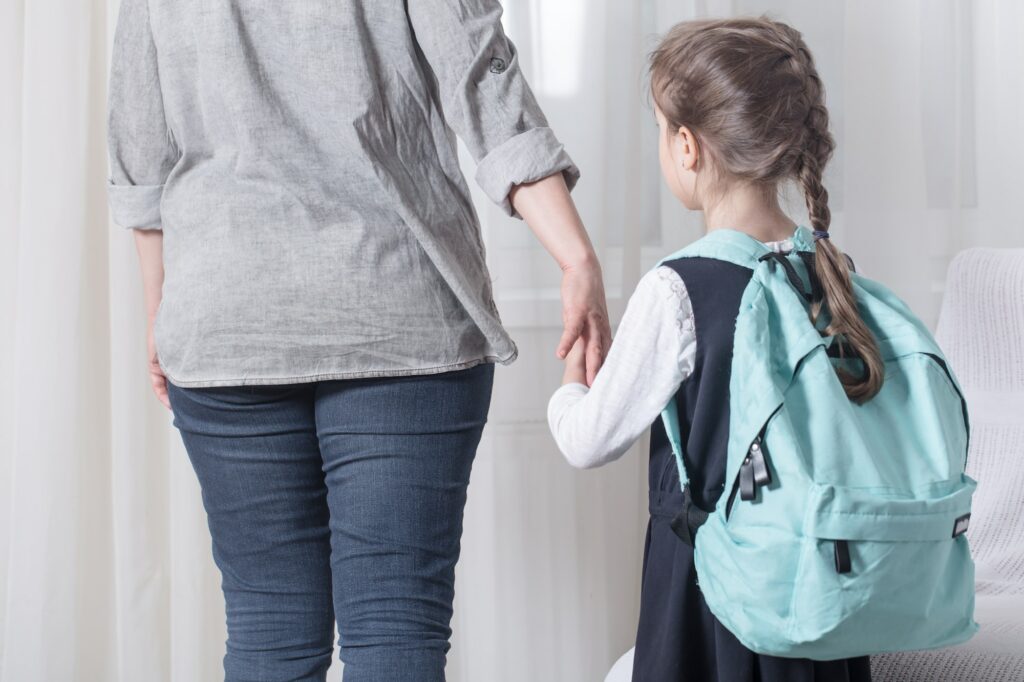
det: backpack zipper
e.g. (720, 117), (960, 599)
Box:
(743, 437), (773, 498)
(726, 405), (782, 519)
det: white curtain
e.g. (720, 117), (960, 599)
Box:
(2, 1), (1023, 681)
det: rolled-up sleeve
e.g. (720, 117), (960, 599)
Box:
(107, 0), (178, 230)
(407, 0), (580, 217)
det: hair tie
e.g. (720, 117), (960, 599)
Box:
(813, 230), (830, 241)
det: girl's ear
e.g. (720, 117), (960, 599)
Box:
(676, 125), (700, 171)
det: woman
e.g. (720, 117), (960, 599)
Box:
(107, 1), (609, 680)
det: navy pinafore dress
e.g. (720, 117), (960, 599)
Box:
(632, 256), (873, 682)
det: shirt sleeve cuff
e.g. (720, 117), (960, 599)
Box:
(474, 126), (580, 219)
(547, 382), (590, 462)
(107, 182), (164, 230)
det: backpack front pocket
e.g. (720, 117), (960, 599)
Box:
(787, 476), (977, 654)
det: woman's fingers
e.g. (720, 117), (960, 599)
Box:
(556, 260), (609, 371)
(556, 315), (584, 359)
(145, 319), (170, 410)
(150, 368), (171, 410)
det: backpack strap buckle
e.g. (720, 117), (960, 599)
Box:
(758, 251), (815, 303)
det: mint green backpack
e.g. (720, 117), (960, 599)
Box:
(659, 227), (977, 660)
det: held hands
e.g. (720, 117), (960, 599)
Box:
(561, 336), (587, 386)
(506, 172), (610, 386)
(557, 257), (611, 386)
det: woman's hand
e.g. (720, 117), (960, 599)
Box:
(558, 258), (610, 386)
(509, 172), (611, 386)
(146, 316), (171, 410)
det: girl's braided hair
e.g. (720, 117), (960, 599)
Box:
(649, 17), (883, 403)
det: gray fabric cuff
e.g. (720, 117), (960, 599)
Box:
(107, 181), (164, 230)
(474, 126), (580, 219)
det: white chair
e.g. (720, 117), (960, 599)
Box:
(605, 648), (633, 682)
(872, 248), (1024, 680)
(607, 249), (1024, 681)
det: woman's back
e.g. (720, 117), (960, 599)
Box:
(108, 0), (577, 386)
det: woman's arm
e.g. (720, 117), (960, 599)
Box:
(548, 268), (696, 468)
(107, 0), (178, 230)
(509, 174), (610, 384)
(133, 230), (169, 409)
(406, 0), (609, 382)
(406, 0), (579, 212)
(109, 0), (179, 407)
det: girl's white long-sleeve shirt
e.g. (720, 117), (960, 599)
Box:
(547, 239), (792, 469)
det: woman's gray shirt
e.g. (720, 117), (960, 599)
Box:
(107, 0), (578, 387)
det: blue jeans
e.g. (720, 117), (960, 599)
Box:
(166, 364), (494, 682)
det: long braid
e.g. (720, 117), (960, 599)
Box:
(784, 29), (884, 403)
(649, 17), (885, 402)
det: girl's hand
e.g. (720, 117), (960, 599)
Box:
(561, 337), (587, 386)
(557, 258), (611, 386)
(146, 316), (171, 410)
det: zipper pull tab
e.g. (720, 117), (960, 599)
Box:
(834, 540), (852, 573)
(739, 455), (756, 501)
(749, 438), (772, 487)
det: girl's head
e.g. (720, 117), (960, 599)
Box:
(649, 17), (882, 402)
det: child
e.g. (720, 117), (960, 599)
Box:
(547, 18), (875, 682)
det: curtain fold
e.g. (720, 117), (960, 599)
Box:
(2, 1), (1023, 681)
(2, 0), (117, 679)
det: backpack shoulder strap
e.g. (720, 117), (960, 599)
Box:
(653, 227), (816, 491)
(657, 226), (815, 269)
